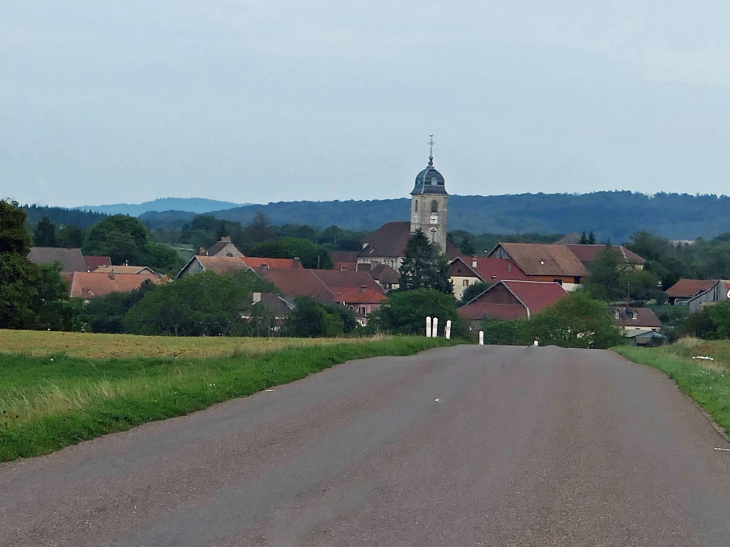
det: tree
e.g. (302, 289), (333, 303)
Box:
(588, 231), (596, 244)
(248, 212), (276, 244)
(0, 200), (32, 255)
(579, 231), (588, 244)
(86, 280), (156, 333)
(460, 234), (476, 256)
(33, 216), (56, 247)
(252, 237), (332, 269)
(398, 230), (452, 295)
(584, 246), (662, 303)
(460, 281), (491, 305)
(83, 215), (149, 264)
(0, 252), (40, 329)
(56, 225), (85, 248)
(374, 288), (463, 336)
(284, 296), (355, 337)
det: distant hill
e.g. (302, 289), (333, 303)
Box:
(75, 198), (249, 217)
(207, 192), (730, 242)
(22, 205), (107, 228)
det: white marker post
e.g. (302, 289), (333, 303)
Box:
(479, 331), (484, 345)
(426, 316), (432, 337)
(432, 317), (439, 338)
(445, 320), (452, 340)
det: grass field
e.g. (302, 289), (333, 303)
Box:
(0, 329), (357, 359)
(614, 338), (730, 438)
(0, 331), (456, 462)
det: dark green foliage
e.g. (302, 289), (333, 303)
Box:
(459, 234), (476, 256)
(398, 230), (452, 294)
(252, 238), (333, 269)
(460, 281), (491, 305)
(482, 292), (624, 349)
(0, 200), (32, 255)
(22, 204), (107, 229)
(124, 270), (271, 336)
(32, 216), (56, 247)
(31, 263), (87, 332)
(448, 230), (562, 257)
(86, 281), (157, 333)
(679, 301), (730, 340)
(583, 246), (663, 302)
(0, 253), (40, 328)
(588, 231), (596, 244)
(56, 225), (85, 248)
(374, 288), (464, 336)
(283, 296), (358, 337)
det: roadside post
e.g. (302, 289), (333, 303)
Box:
(479, 331), (484, 345)
(432, 317), (439, 338)
(426, 316), (432, 337)
(445, 320), (452, 340)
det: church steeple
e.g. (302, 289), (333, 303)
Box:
(410, 136), (449, 252)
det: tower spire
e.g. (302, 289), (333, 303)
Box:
(428, 134), (434, 166)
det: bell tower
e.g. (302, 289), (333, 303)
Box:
(410, 136), (448, 253)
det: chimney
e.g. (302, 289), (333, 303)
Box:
(221, 236), (231, 243)
(360, 285), (367, 295)
(260, 264), (269, 274)
(252, 292), (261, 304)
(472, 258), (478, 268)
(198, 247), (206, 256)
(632, 310), (638, 320)
(108, 270), (115, 280)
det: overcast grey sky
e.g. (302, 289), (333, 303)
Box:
(2, 1), (730, 207)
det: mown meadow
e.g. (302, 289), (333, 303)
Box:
(615, 338), (730, 438)
(0, 330), (455, 462)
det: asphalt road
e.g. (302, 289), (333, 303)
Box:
(2, 345), (730, 546)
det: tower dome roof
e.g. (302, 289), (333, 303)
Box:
(411, 162), (447, 195)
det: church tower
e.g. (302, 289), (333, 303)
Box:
(410, 136), (448, 253)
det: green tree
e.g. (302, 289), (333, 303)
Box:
(0, 253), (39, 328)
(283, 296), (354, 337)
(252, 237), (332, 269)
(33, 216), (56, 247)
(86, 280), (157, 333)
(83, 215), (149, 264)
(0, 200), (32, 255)
(56, 224), (85, 248)
(398, 230), (453, 295)
(579, 231), (588, 244)
(460, 234), (476, 256)
(247, 212), (276, 244)
(588, 231), (596, 244)
(460, 281), (491, 305)
(374, 288), (463, 336)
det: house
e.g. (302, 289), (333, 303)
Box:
(94, 265), (159, 277)
(457, 280), (567, 328)
(28, 247), (87, 273)
(197, 236), (243, 257)
(240, 292), (295, 334)
(261, 268), (387, 320)
(487, 243), (589, 290)
(448, 256), (529, 301)
(687, 280), (729, 314)
(177, 256), (250, 278)
(330, 251), (359, 271)
(83, 256), (112, 272)
(666, 279), (730, 307)
(566, 244), (646, 270)
(69, 271), (163, 299)
(612, 306), (662, 334)
(366, 263), (400, 291)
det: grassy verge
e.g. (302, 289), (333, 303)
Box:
(0, 335), (456, 462)
(614, 338), (730, 437)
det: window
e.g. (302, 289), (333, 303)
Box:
(553, 279), (563, 285)
(431, 176), (438, 185)
(431, 200), (438, 212)
(463, 279), (470, 286)
(414, 200), (418, 212)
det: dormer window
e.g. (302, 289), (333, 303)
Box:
(431, 176), (438, 185)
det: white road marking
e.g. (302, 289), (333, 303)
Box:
(713, 447), (730, 452)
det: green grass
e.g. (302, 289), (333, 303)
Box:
(614, 338), (730, 438)
(0, 336), (456, 462)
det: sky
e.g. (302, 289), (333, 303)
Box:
(2, 0), (730, 208)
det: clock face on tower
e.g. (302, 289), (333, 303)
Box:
(429, 213), (438, 225)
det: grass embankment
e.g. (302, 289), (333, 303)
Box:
(614, 338), (730, 437)
(0, 332), (455, 462)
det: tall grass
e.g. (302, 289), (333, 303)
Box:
(0, 336), (455, 462)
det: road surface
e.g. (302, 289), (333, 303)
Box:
(2, 345), (730, 546)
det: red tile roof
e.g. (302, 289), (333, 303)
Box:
(261, 269), (334, 302)
(666, 279), (730, 298)
(566, 244), (646, 265)
(369, 263), (400, 284)
(83, 256), (111, 271)
(70, 272), (162, 299)
(29, 247), (87, 273)
(240, 257), (302, 270)
(261, 269), (386, 306)
(457, 280), (567, 322)
(450, 257), (530, 283)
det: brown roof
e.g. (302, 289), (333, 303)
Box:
(94, 265), (158, 275)
(69, 272), (162, 299)
(566, 244), (646, 265)
(330, 251), (359, 271)
(458, 280), (567, 321)
(196, 256), (250, 275)
(612, 307), (663, 328)
(491, 243), (589, 277)
(666, 279), (730, 298)
(83, 256), (111, 271)
(28, 247), (87, 273)
(261, 269), (386, 306)
(202, 237), (242, 257)
(360, 221), (461, 259)
(369, 263), (400, 284)
(240, 257), (302, 270)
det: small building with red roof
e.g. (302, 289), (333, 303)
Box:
(449, 256), (529, 301)
(666, 279), (730, 306)
(457, 280), (567, 327)
(83, 255), (112, 272)
(69, 271), (163, 299)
